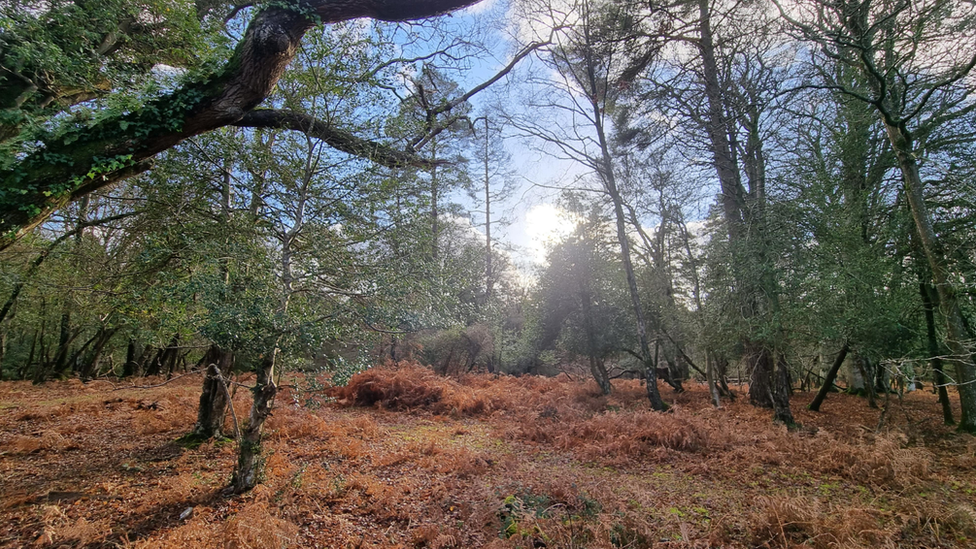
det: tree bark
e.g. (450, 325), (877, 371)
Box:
(920, 282), (955, 425)
(54, 309), (71, 373)
(144, 347), (164, 377)
(193, 344), (236, 439)
(888, 123), (976, 431)
(706, 352), (721, 407)
(49, 325), (82, 379)
(579, 274), (611, 395)
(747, 344), (794, 424)
(232, 356), (277, 493)
(482, 116), (493, 301)
(659, 346), (685, 393)
(855, 354), (878, 409)
(25, 328), (38, 381)
(809, 342), (850, 412)
(772, 354), (795, 425)
(430, 138), (440, 261)
(748, 344), (775, 409)
(78, 327), (117, 379)
(123, 339), (139, 377)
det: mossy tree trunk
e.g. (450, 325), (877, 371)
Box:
(232, 356), (276, 493)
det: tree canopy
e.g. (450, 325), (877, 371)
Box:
(0, 0), (482, 247)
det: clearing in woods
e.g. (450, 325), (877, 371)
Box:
(1, 362), (975, 548)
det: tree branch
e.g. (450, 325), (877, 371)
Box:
(410, 38), (554, 150)
(0, 0), (483, 250)
(234, 109), (433, 168)
(0, 209), (142, 325)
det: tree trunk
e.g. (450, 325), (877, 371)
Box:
(772, 354), (795, 425)
(430, 138), (440, 262)
(933, 362), (954, 425)
(588, 355), (612, 396)
(145, 347), (164, 377)
(193, 344), (235, 439)
(0, 329), (6, 381)
(809, 343), (849, 412)
(54, 309), (71, 373)
(612, 194), (665, 411)
(135, 344), (152, 377)
(697, 0), (745, 237)
(49, 326), (82, 379)
(706, 352), (721, 407)
(715, 354), (734, 399)
(123, 339), (139, 377)
(748, 344), (775, 408)
(660, 348), (684, 393)
(232, 356), (277, 493)
(580, 279), (611, 395)
(856, 355), (878, 409)
(920, 283), (954, 425)
(78, 327), (117, 379)
(889, 122), (976, 431)
(24, 329), (38, 381)
(483, 117), (493, 301)
(749, 344), (795, 425)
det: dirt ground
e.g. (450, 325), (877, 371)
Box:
(2, 363), (975, 548)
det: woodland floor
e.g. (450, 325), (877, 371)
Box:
(1, 363), (975, 549)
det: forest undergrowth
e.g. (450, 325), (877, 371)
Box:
(2, 360), (975, 548)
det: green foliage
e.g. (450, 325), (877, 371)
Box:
(322, 355), (370, 387)
(0, 0), (222, 144)
(498, 491), (553, 539)
(530, 203), (633, 362)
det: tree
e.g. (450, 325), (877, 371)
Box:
(772, 65), (918, 412)
(533, 203), (632, 394)
(394, 65), (475, 261)
(0, 0), (483, 248)
(610, 0), (797, 422)
(777, 0), (976, 431)
(468, 112), (517, 303)
(507, 0), (671, 410)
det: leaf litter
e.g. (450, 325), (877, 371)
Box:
(1, 361), (974, 548)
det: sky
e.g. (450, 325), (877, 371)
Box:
(398, 0), (714, 276)
(423, 0), (600, 272)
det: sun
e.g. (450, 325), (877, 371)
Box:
(525, 203), (578, 264)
